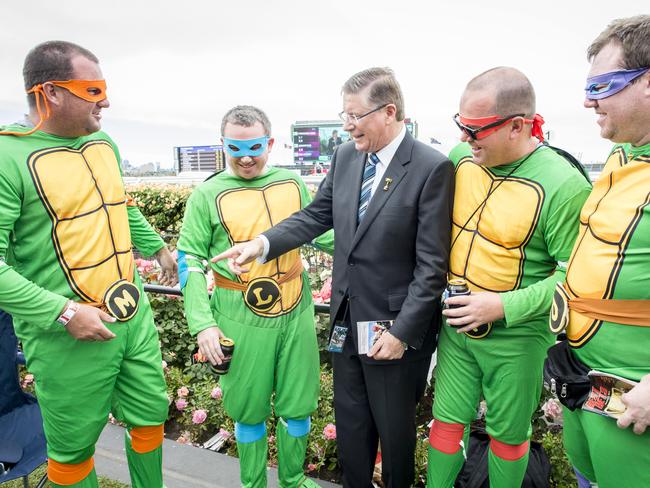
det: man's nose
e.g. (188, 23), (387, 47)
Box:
(584, 97), (598, 109)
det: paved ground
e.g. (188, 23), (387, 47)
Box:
(96, 424), (341, 488)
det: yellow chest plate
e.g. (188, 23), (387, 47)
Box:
(565, 148), (650, 346)
(28, 140), (133, 304)
(216, 180), (304, 317)
(450, 159), (544, 292)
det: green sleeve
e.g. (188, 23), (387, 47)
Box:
(501, 181), (591, 327)
(177, 189), (217, 336)
(127, 205), (165, 257)
(0, 164), (67, 328)
(298, 177), (335, 255)
(183, 271), (216, 336)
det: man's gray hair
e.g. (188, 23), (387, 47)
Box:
(342, 67), (405, 121)
(221, 105), (272, 136)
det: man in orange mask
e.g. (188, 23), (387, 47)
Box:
(0, 41), (176, 487)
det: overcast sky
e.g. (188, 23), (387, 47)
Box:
(1, 1), (645, 167)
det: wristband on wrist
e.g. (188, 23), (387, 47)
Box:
(57, 300), (80, 326)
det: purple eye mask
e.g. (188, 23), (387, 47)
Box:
(585, 67), (649, 100)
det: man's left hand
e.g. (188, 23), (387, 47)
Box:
(443, 291), (504, 334)
(617, 374), (650, 435)
(367, 331), (406, 360)
(155, 247), (178, 287)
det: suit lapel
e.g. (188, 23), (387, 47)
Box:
(351, 134), (412, 249)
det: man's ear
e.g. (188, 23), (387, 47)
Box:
(642, 72), (650, 97)
(385, 103), (397, 122)
(41, 82), (64, 108)
(509, 117), (526, 139)
(267, 137), (275, 152)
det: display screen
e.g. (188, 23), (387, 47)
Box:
(292, 124), (350, 164)
(175, 145), (225, 172)
(292, 120), (417, 164)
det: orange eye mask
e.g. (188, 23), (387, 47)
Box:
(0, 79), (107, 137)
(48, 79), (107, 102)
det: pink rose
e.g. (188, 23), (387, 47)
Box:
(177, 386), (189, 398)
(307, 463), (317, 472)
(219, 428), (231, 439)
(192, 409), (207, 424)
(211, 387), (223, 400)
(175, 398), (188, 411)
(323, 423), (336, 440)
(542, 398), (563, 421)
(319, 277), (332, 302)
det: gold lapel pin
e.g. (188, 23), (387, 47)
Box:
(383, 177), (393, 191)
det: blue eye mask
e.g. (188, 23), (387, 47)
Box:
(223, 136), (269, 157)
(585, 67), (649, 100)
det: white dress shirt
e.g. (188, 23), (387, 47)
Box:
(367, 124), (406, 201)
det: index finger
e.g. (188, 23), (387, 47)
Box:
(211, 248), (239, 263)
(367, 336), (383, 358)
(617, 411), (633, 429)
(445, 295), (472, 307)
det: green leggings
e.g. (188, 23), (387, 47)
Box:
(23, 293), (168, 487)
(564, 407), (650, 487)
(219, 304), (320, 487)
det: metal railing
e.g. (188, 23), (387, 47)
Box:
(142, 284), (331, 314)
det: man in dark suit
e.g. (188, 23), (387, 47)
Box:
(214, 67), (454, 487)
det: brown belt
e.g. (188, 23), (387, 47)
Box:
(213, 259), (303, 291)
(568, 295), (650, 327)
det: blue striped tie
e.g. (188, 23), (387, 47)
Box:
(358, 152), (379, 222)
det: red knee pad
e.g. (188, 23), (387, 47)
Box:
(131, 424), (164, 453)
(429, 420), (465, 454)
(489, 437), (529, 461)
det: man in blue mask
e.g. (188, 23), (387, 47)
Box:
(177, 105), (333, 487)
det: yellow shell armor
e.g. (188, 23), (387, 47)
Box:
(27, 140), (134, 305)
(565, 147), (650, 347)
(216, 180), (303, 317)
(450, 158), (544, 292)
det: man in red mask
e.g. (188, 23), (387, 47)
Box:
(427, 67), (591, 487)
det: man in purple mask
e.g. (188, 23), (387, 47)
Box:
(556, 15), (650, 487)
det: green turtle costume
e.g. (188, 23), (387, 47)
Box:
(177, 166), (333, 488)
(427, 143), (591, 488)
(0, 124), (169, 487)
(561, 143), (650, 487)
